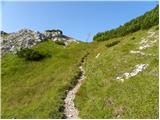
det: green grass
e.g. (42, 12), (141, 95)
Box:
(1, 26), (159, 119)
(1, 34), (9, 38)
(75, 26), (159, 119)
(1, 41), (89, 118)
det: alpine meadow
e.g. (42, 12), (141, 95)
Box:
(1, 2), (159, 119)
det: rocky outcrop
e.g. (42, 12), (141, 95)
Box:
(130, 30), (158, 56)
(116, 30), (158, 83)
(116, 64), (149, 82)
(1, 29), (79, 55)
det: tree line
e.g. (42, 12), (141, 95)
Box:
(93, 5), (159, 41)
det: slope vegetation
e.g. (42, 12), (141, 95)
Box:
(1, 5), (159, 119)
(93, 5), (158, 41)
(75, 26), (159, 118)
(1, 41), (90, 118)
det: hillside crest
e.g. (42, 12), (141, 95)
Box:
(1, 29), (79, 55)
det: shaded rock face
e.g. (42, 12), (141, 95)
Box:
(1, 29), (78, 55)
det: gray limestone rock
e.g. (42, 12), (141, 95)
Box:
(1, 28), (79, 55)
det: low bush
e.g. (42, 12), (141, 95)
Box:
(105, 40), (120, 48)
(17, 48), (46, 61)
(45, 29), (63, 34)
(155, 26), (159, 30)
(55, 41), (66, 46)
(131, 36), (136, 40)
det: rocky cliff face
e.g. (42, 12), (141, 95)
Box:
(1, 29), (79, 55)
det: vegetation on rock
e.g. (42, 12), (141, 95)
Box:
(45, 29), (63, 34)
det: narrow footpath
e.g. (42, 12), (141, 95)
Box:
(64, 53), (89, 119)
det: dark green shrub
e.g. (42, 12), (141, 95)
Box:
(1, 31), (9, 38)
(55, 41), (65, 46)
(105, 40), (120, 48)
(131, 36), (135, 40)
(17, 48), (46, 61)
(1, 31), (8, 35)
(45, 29), (63, 34)
(155, 26), (159, 30)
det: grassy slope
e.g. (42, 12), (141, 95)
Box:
(75, 26), (159, 118)
(2, 26), (158, 119)
(1, 41), (90, 118)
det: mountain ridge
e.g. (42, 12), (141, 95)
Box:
(1, 28), (79, 55)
